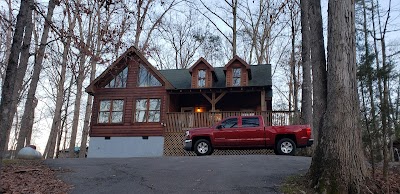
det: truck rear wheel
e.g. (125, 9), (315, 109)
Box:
(194, 139), (213, 156)
(276, 138), (296, 155)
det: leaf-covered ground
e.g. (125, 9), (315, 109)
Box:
(0, 160), (72, 194)
(281, 162), (400, 193)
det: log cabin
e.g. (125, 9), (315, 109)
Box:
(85, 46), (272, 157)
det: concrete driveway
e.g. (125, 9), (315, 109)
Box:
(45, 155), (311, 194)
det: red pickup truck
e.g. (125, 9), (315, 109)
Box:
(184, 115), (313, 156)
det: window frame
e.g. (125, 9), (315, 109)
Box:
(105, 67), (128, 88)
(137, 64), (162, 87)
(98, 99), (125, 124)
(197, 69), (206, 88)
(134, 98), (162, 123)
(232, 68), (241, 86)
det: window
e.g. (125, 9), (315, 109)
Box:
(135, 98), (161, 122)
(242, 117), (260, 127)
(232, 68), (241, 86)
(220, 118), (238, 128)
(105, 67), (128, 88)
(98, 100), (124, 123)
(138, 64), (162, 87)
(198, 69), (206, 87)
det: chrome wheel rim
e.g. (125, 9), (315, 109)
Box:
(197, 142), (209, 154)
(280, 141), (293, 154)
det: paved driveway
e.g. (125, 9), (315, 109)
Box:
(45, 155), (311, 194)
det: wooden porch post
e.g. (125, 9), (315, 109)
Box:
(201, 92), (226, 112)
(211, 93), (216, 111)
(261, 90), (266, 111)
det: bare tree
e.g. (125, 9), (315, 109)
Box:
(197, 0), (238, 57)
(300, 0), (312, 126)
(239, 0), (288, 65)
(155, 10), (208, 69)
(131, 0), (184, 53)
(0, 0), (31, 159)
(79, 1), (105, 158)
(0, 0), (14, 87)
(309, 0), (367, 192)
(42, 0), (77, 159)
(23, 0), (58, 158)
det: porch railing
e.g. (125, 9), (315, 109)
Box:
(165, 111), (299, 132)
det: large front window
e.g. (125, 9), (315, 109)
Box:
(135, 98), (161, 122)
(105, 67), (128, 88)
(233, 68), (241, 86)
(98, 100), (124, 123)
(198, 69), (206, 87)
(138, 64), (162, 87)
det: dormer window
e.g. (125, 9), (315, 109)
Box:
(105, 67), (128, 88)
(233, 68), (241, 86)
(198, 69), (206, 88)
(138, 64), (162, 87)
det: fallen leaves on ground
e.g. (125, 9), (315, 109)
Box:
(281, 162), (400, 193)
(1, 160), (72, 194)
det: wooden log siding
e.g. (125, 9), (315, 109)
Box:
(165, 111), (299, 132)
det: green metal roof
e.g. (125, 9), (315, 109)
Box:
(159, 64), (272, 89)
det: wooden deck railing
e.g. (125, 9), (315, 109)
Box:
(165, 111), (299, 132)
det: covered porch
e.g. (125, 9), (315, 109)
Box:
(167, 86), (272, 113)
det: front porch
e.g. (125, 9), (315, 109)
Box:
(163, 111), (300, 156)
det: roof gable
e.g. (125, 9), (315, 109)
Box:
(86, 46), (173, 94)
(188, 57), (217, 82)
(189, 57), (214, 73)
(223, 55), (252, 80)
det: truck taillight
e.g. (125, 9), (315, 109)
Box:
(306, 128), (311, 137)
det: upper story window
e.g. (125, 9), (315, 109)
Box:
(198, 69), (206, 87)
(232, 68), (241, 86)
(98, 100), (124, 123)
(105, 67), (128, 88)
(138, 64), (162, 87)
(135, 98), (161, 122)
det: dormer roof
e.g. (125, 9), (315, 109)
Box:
(188, 57), (217, 81)
(223, 55), (252, 80)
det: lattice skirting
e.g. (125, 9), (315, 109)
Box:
(163, 132), (274, 156)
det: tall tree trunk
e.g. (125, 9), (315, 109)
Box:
(290, 10), (298, 113)
(231, 0), (237, 57)
(1, 0), (13, 86)
(309, 0), (326, 147)
(80, 7), (102, 157)
(69, 14), (88, 157)
(15, 2), (34, 152)
(361, 0), (377, 178)
(25, 0), (58, 158)
(0, 0), (30, 159)
(309, 0), (367, 192)
(300, 0), (312, 126)
(371, 0), (391, 185)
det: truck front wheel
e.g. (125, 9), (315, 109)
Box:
(194, 139), (213, 156)
(276, 138), (296, 155)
